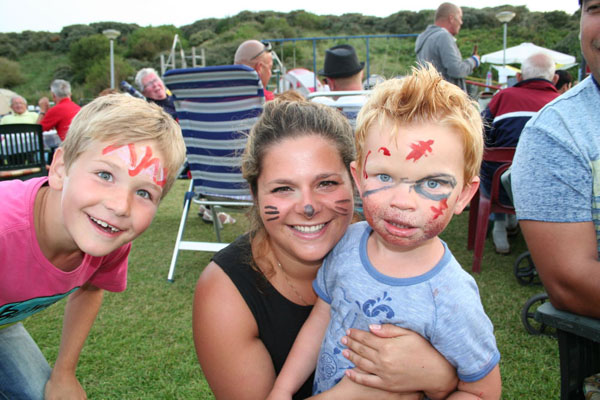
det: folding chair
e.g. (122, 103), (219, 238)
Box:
(308, 90), (370, 128)
(467, 147), (516, 273)
(0, 124), (46, 181)
(163, 65), (264, 281)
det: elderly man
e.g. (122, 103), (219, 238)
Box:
(481, 52), (560, 253)
(37, 79), (80, 141)
(1, 95), (39, 125)
(415, 2), (480, 92)
(512, 0), (600, 317)
(234, 40), (275, 101)
(135, 68), (177, 119)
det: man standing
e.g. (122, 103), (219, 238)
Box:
(1, 96), (39, 125)
(481, 52), (560, 253)
(415, 2), (480, 92)
(135, 68), (177, 120)
(511, 0), (600, 317)
(37, 80), (80, 141)
(234, 40), (275, 101)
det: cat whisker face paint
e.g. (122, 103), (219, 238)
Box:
(264, 205), (280, 221)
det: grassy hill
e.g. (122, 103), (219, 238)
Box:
(0, 6), (581, 103)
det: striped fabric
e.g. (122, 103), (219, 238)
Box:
(0, 124), (46, 181)
(164, 65), (265, 200)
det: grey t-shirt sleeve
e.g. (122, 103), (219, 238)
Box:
(512, 123), (592, 223)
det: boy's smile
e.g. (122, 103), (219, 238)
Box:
(49, 140), (165, 258)
(351, 119), (477, 257)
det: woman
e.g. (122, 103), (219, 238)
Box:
(193, 99), (457, 399)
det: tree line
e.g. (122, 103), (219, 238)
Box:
(0, 6), (580, 102)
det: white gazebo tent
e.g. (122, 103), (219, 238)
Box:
(0, 88), (18, 116)
(481, 42), (577, 85)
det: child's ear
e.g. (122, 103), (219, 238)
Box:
(48, 148), (67, 190)
(454, 175), (480, 215)
(349, 161), (363, 197)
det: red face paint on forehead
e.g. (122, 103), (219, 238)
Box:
(363, 150), (372, 179)
(378, 147), (391, 156)
(102, 144), (167, 187)
(406, 140), (434, 162)
(430, 198), (448, 220)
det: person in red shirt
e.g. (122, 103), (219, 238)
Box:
(37, 79), (81, 141)
(234, 40), (275, 101)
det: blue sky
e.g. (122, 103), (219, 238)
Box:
(0, 0), (579, 33)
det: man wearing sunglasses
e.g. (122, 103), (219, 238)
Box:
(234, 40), (275, 101)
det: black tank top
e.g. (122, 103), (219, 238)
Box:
(212, 234), (314, 399)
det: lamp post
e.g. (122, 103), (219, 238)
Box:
(103, 29), (121, 89)
(495, 11), (516, 68)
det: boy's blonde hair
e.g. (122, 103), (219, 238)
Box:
(61, 94), (186, 198)
(355, 64), (483, 182)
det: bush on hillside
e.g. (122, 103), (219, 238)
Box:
(0, 57), (25, 87)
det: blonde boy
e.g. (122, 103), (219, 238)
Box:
(0, 94), (185, 399)
(268, 66), (501, 399)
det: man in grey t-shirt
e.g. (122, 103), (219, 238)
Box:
(511, 0), (600, 318)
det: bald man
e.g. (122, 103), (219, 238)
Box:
(415, 2), (480, 92)
(234, 40), (275, 100)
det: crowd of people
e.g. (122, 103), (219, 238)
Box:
(1, 0), (596, 398)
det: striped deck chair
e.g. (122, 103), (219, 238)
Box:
(163, 65), (264, 281)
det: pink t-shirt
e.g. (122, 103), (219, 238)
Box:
(0, 177), (129, 326)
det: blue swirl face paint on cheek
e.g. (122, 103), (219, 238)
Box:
(363, 185), (395, 197)
(413, 184), (451, 201)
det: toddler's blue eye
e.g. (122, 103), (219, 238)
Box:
(377, 174), (392, 183)
(426, 180), (439, 189)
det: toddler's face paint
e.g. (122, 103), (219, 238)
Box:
(363, 150), (372, 179)
(406, 140), (434, 163)
(378, 147), (391, 156)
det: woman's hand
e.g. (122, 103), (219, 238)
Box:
(341, 324), (457, 399)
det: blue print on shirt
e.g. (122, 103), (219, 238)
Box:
(0, 288), (79, 326)
(356, 291), (395, 320)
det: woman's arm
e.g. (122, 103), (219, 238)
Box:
(341, 324), (458, 399)
(268, 298), (331, 399)
(193, 262), (278, 399)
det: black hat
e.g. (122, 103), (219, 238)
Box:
(318, 44), (365, 78)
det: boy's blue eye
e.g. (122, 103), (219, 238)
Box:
(97, 171), (113, 181)
(136, 189), (151, 200)
(377, 174), (392, 183)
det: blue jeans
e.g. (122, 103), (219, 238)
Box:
(0, 323), (51, 400)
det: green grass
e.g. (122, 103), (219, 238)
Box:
(24, 179), (559, 398)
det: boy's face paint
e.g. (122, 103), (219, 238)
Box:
(256, 135), (354, 265)
(51, 140), (165, 257)
(102, 144), (167, 187)
(351, 120), (477, 251)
